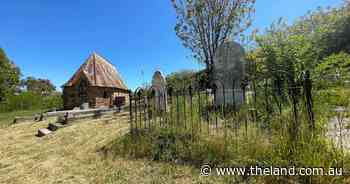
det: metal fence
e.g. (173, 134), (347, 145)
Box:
(127, 72), (315, 140)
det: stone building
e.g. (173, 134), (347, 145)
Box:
(62, 52), (129, 110)
(213, 41), (246, 107)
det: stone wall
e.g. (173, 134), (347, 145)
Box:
(63, 86), (129, 110)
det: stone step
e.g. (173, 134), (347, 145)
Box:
(37, 128), (52, 137)
(48, 123), (67, 131)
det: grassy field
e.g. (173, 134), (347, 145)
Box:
(0, 112), (227, 184)
(1, 108), (349, 184)
(0, 110), (45, 128)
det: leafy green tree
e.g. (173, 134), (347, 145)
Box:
(254, 19), (303, 88)
(166, 70), (196, 91)
(0, 48), (20, 101)
(21, 77), (56, 96)
(315, 52), (350, 80)
(166, 70), (208, 92)
(171, 0), (255, 81)
(42, 92), (63, 110)
(250, 1), (350, 89)
(289, 3), (350, 59)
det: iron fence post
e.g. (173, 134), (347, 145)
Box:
(128, 90), (133, 135)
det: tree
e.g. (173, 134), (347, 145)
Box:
(21, 77), (56, 96)
(315, 52), (350, 80)
(171, 0), (255, 80)
(0, 48), (21, 101)
(166, 70), (207, 91)
(251, 1), (350, 88)
(288, 3), (350, 59)
(166, 70), (196, 91)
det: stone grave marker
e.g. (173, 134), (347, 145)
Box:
(213, 41), (246, 107)
(151, 71), (167, 111)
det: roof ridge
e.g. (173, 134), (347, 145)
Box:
(63, 52), (128, 90)
(92, 53), (97, 85)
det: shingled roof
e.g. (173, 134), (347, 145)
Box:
(63, 52), (128, 90)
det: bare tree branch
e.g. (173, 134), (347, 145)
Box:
(171, 0), (255, 76)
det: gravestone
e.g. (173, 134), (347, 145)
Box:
(37, 128), (52, 137)
(151, 71), (167, 111)
(213, 41), (246, 107)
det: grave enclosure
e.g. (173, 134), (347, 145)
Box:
(128, 42), (250, 133)
(127, 41), (315, 144)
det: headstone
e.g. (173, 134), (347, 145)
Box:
(48, 123), (66, 131)
(57, 112), (73, 124)
(37, 128), (52, 137)
(151, 71), (167, 111)
(213, 41), (246, 107)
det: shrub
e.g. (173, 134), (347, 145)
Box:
(0, 92), (63, 112)
(42, 93), (63, 110)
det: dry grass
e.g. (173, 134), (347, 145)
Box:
(0, 113), (226, 184)
(0, 110), (44, 128)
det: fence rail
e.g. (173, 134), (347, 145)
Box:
(13, 107), (127, 124)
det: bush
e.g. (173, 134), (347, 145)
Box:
(42, 93), (63, 110)
(0, 92), (63, 112)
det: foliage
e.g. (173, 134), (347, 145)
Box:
(315, 52), (350, 80)
(254, 19), (313, 85)
(171, 0), (255, 72)
(165, 70), (208, 91)
(314, 87), (350, 109)
(0, 48), (21, 101)
(41, 92), (63, 110)
(247, 1), (350, 92)
(21, 76), (56, 96)
(0, 91), (63, 112)
(289, 4), (350, 59)
(0, 92), (42, 112)
(252, 2), (349, 73)
(166, 70), (196, 91)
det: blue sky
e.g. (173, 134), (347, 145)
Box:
(0, 0), (343, 91)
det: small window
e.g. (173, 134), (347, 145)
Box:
(103, 91), (108, 98)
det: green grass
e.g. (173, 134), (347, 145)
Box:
(0, 109), (45, 128)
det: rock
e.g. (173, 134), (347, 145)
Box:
(48, 123), (65, 131)
(37, 128), (52, 137)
